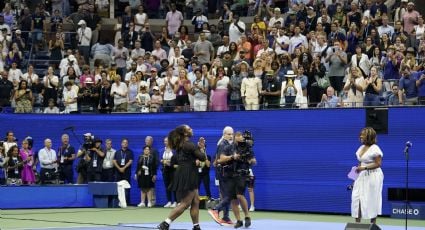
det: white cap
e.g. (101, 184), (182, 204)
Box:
(84, 133), (92, 137)
(153, 86), (160, 91)
(78, 20), (86, 25)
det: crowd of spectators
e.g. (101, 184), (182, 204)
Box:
(1, 0), (425, 114)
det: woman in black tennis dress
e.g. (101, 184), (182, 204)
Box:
(158, 125), (206, 230)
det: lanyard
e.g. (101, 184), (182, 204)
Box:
(121, 150), (126, 161)
(143, 155), (150, 166)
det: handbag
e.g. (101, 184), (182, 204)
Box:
(315, 74), (331, 89)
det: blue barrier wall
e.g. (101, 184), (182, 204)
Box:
(1, 108), (425, 214)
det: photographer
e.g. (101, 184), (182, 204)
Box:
(87, 138), (105, 182)
(76, 133), (95, 184)
(58, 134), (76, 184)
(209, 131), (255, 228)
(38, 139), (58, 184)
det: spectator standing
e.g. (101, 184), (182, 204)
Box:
(161, 67), (178, 112)
(161, 137), (177, 208)
(7, 61), (22, 88)
(261, 70), (282, 109)
(76, 20), (92, 64)
(343, 66), (365, 107)
(13, 80), (33, 113)
(39, 139), (58, 184)
(403, 2), (420, 35)
(0, 70), (13, 110)
(31, 7), (46, 52)
(84, 5), (102, 45)
(112, 39), (129, 80)
(363, 66), (383, 107)
(241, 69), (262, 110)
(326, 40), (347, 95)
(209, 66), (230, 111)
(191, 68), (209, 111)
(111, 76), (128, 112)
(102, 139), (116, 181)
(228, 14), (245, 44)
(19, 139), (36, 184)
(134, 5), (148, 32)
(194, 32), (214, 65)
(166, 3), (184, 36)
(43, 66), (59, 108)
(398, 65), (419, 105)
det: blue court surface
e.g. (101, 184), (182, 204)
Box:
(25, 219), (425, 230)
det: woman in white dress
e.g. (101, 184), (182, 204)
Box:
(351, 127), (384, 224)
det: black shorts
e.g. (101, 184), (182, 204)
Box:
(175, 95), (189, 106)
(223, 176), (247, 200)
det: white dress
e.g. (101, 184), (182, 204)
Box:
(351, 144), (384, 219)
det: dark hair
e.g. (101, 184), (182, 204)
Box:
(17, 80), (28, 90)
(361, 127), (377, 146)
(167, 125), (188, 150)
(7, 145), (19, 157)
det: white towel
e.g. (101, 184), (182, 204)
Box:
(117, 180), (131, 208)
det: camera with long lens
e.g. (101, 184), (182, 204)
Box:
(83, 134), (95, 149)
(237, 130), (254, 159)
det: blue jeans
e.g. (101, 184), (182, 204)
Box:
(363, 93), (381, 106)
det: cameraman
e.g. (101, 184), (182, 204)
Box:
(58, 134), (76, 184)
(76, 133), (95, 184)
(87, 138), (105, 182)
(212, 131), (256, 228)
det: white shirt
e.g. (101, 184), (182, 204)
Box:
(63, 89), (78, 112)
(8, 69), (23, 85)
(215, 76), (230, 90)
(229, 21), (246, 44)
(268, 16), (284, 28)
(241, 77), (262, 99)
(111, 82), (128, 104)
(3, 142), (17, 155)
(134, 13), (148, 32)
(217, 45), (230, 57)
(274, 35), (290, 55)
(22, 72), (39, 86)
(163, 76), (178, 100)
(289, 34), (308, 54)
(77, 26), (92, 46)
(39, 147), (58, 169)
(44, 75), (59, 88)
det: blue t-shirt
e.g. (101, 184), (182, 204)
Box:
(399, 72), (422, 98)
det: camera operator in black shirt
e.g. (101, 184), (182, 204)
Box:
(210, 130), (256, 228)
(87, 138), (105, 182)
